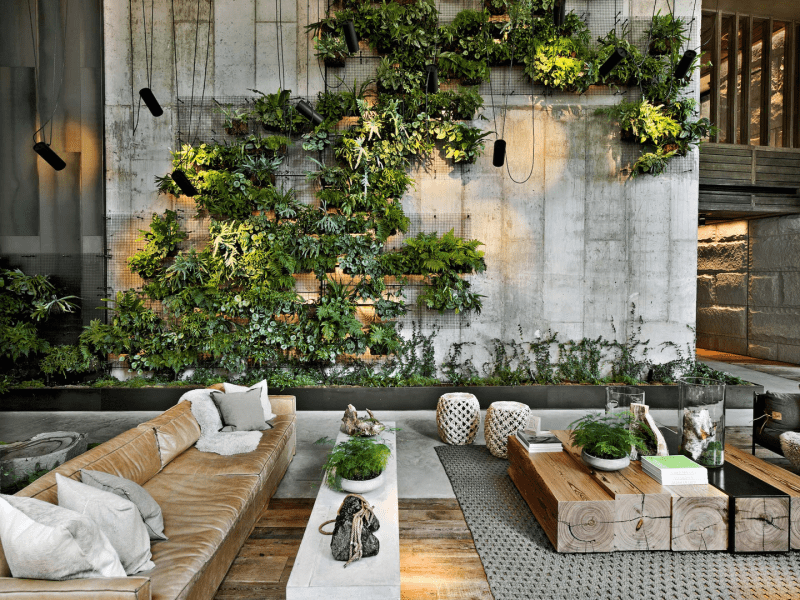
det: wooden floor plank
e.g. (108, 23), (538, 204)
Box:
(256, 507), (314, 528)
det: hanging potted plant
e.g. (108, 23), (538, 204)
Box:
(215, 103), (250, 136)
(568, 412), (647, 471)
(647, 12), (689, 56)
(314, 34), (349, 68)
(320, 436), (392, 493)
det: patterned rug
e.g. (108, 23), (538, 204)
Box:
(435, 445), (800, 600)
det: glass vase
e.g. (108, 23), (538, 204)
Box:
(605, 386), (645, 414)
(678, 377), (726, 468)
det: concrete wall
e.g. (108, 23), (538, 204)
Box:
(697, 215), (800, 364)
(102, 0), (701, 369)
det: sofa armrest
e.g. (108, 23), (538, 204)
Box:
(0, 577), (150, 600)
(271, 395), (296, 416)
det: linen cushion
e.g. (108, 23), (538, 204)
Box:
(223, 379), (276, 421)
(56, 474), (155, 575)
(211, 388), (272, 431)
(80, 469), (167, 541)
(0, 494), (125, 580)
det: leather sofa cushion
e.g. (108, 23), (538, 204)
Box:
(138, 403), (202, 469)
(142, 474), (259, 600)
(13, 428), (162, 505)
(160, 415), (294, 481)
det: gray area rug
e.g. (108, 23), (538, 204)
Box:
(435, 445), (800, 600)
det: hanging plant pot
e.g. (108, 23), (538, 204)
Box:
(648, 39), (673, 56)
(340, 471), (385, 494)
(620, 128), (638, 143)
(224, 119), (249, 136)
(581, 450), (630, 472)
(324, 52), (347, 68)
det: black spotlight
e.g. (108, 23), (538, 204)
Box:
(297, 100), (324, 126)
(553, 0), (566, 28)
(674, 49), (697, 81)
(599, 47), (628, 78)
(139, 88), (163, 117)
(33, 141), (66, 171)
(492, 139), (506, 167)
(172, 169), (198, 197)
(425, 65), (439, 94)
(343, 21), (359, 54)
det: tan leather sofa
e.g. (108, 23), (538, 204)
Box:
(0, 393), (297, 600)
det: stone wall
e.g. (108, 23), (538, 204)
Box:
(697, 215), (800, 364)
(102, 0), (701, 369)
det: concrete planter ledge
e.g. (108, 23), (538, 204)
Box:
(0, 383), (763, 412)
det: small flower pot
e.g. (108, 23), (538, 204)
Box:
(324, 53), (347, 68)
(340, 471), (385, 494)
(224, 120), (249, 136)
(581, 450), (630, 472)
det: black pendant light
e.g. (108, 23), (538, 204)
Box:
(492, 139), (506, 167)
(425, 65), (439, 94)
(553, 0), (566, 28)
(33, 142), (66, 171)
(172, 169), (198, 197)
(674, 49), (697, 80)
(297, 100), (324, 126)
(343, 21), (359, 54)
(139, 88), (163, 117)
(599, 47), (628, 77)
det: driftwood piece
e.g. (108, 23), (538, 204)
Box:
(340, 405), (386, 437)
(630, 403), (668, 459)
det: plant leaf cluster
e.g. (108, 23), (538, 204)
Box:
(319, 436), (392, 489)
(569, 411), (648, 459)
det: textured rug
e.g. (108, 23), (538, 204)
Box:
(435, 445), (800, 600)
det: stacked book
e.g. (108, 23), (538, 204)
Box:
(641, 455), (708, 485)
(515, 429), (563, 453)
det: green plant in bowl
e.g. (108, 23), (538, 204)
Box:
(319, 437), (392, 490)
(569, 412), (647, 461)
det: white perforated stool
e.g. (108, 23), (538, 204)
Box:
(485, 401), (531, 458)
(436, 393), (481, 445)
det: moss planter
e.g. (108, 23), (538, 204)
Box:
(0, 383), (762, 412)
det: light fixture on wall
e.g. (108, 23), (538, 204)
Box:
(297, 100), (324, 126)
(425, 65), (439, 94)
(33, 142), (66, 171)
(599, 48), (627, 77)
(674, 49), (697, 80)
(698, 214), (706, 226)
(343, 21), (359, 54)
(492, 140), (506, 167)
(139, 87), (163, 117)
(553, 0), (566, 28)
(172, 169), (198, 197)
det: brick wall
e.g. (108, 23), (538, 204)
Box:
(697, 215), (800, 364)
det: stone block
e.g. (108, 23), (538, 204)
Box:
(697, 275), (715, 305)
(697, 241), (747, 272)
(782, 273), (800, 307)
(748, 343), (778, 361)
(749, 275), (780, 307)
(777, 344), (800, 366)
(696, 306), (746, 337)
(715, 272), (747, 306)
(750, 217), (778, 239)
(714, 221), (748, 243)
(697, 224), (715, 243)
(714, 336), (748, 355)
(778, 215), (800, 235)
(749, 308), (800, 343)
(751, 236), (800, 271)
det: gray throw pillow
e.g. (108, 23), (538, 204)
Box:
(80, 469), (167, 541)
(211, 388), (272, 431)
(0, 494), (126, 580)
(57, 474), (155, 575)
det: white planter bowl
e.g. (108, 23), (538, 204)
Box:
(340, 471), (385, 494)
(581, 450), (630, 472)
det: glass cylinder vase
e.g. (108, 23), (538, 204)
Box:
(678, 377), (726, 468)
(605, 386), (645, 414)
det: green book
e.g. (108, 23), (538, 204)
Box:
(642, 455), (705, 471)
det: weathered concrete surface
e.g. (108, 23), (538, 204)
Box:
(103, 0), (701, 380)
(697, 216), (800, 364)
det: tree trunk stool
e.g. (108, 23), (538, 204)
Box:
(485, 401), (531, 458)
(436, 393), (481, 445)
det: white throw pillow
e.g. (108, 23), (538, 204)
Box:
(0, 495), (126, 580)
(56, 474), (155, 575)
(223, 379), (275, 421)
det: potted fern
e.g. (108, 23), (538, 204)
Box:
(320, 437), (392, 493)
(569, 412), (647, 471)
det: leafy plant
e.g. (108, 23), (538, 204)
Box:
(252, 88), (307, 134)
(320, 436), (392, 489)
(39, 344), (99, 379)
(215, 102), (250, 135)
(439, 123), (492, 163)
(314, 35), (349, 67)
(647, 12), (689, 56)
(127, 210), (188, 279)
(569, 412), (647, 459)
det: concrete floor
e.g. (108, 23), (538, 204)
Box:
(1, 352), (797, 498)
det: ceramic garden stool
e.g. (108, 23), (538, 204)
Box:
(485, 401), (531, 458)
(436, 393), (481, 445)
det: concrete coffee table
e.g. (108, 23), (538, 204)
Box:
(286, 423), (399, 599)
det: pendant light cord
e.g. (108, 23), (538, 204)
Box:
(29, 0), (68, 145)
(171, 0), (184, 166)
(504, 11), (534, 185)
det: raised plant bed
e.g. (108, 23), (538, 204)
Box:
(0, 383), (762, 412)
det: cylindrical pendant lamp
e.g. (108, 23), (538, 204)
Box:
(344, 21), (359, 54)
(297, 100), (324, 126)
(674, 49), (697, 80)
(172, 169), (198, 197)
(492, 139), (506, 167)
(33, 142), (66, 171)
(599, 47), (628, 77)
(139, 88), (163, 117)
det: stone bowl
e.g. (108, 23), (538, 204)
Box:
(581, 449), (630, 472)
